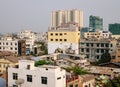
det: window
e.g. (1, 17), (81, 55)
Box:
(13, 73), (18, 80)
(41, 77), (47, 84)
(10, 47), (13, 50)
(6, 43), (8, 45)
(15, 48), (17, 50)
(60, 33), (62, 36)
(75, 84), (78, 87)
(56, 39), (58, 41)
(81, 49), (84, 52)
(13, 85), (18, 87)
(55, 33), (58, 36)
(60, 39), (62, 41)
(11, 43), (12, 45)
(50, 33), (53, 36)
(97, 43), (99, 47)
(69, 84), (73, 87)
(86, 43), (89, 47)
(57, 77), (61, 80)
(86, 49), (89, 52)
(0, 47), (1, 49)
(15, 43), (17, 45)
(27, 75), (32, 82)
(51, 39), (53, 41)
(101, 43), (104, 47)
(64, 33), (67, 35)
(0, 42), (1, 45)
(64, 39), (67, 41)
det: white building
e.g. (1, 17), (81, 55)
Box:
(84, 31), (112, 39)
(0, 36), (26, 55)
(52, 9), (83, 27)
(8, 60), (66, 87)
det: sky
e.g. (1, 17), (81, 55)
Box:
(0, 0), (120, 33)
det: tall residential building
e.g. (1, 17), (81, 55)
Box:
(109, 23), (120, 35)
(89, 15), (103, 31)
(52, 9), (83, 27)
(8, 60), (66, 87)
(48, 23), (80, 54)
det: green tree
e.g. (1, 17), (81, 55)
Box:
(98, 52), (111, 64)
(35, 60), (51, 66)
(65, 66), (88, 75)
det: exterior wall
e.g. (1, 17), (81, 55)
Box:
(8, 60), (66, 87)
(89, 15), (103, 31)
(52, 9), (83, 27)
(84, 31), (111, 39)
(79, 39), (110, 60)
(112, 35), (120, 39)
(82, 79), (95, 87)
(0, 58), (18, 73)
(48, 42), (79, 54)
(0, 39), (18, 54)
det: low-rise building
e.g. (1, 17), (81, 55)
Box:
(8, 60), (66, 87)
(0, 36), (26, 56)
(79, 38), (111, 61)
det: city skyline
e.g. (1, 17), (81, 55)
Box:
(0, 0), (120, 33)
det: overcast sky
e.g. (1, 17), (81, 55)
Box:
(0, 0), (120, 33)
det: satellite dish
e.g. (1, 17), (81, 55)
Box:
(15, 78), (24, 85)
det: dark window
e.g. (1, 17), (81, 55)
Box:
(57, 77), (61, 80)
(6, 43), (8, 45)
(55, 33), (58, 36)
(56, 39), (58, 41)
(11, 43), (12, 45)
(0, 42), (1, 45)
(13, 85), (18, 87)
(81, 49), (84, 52)
(86, 43), (89, 47)
(112, 56), (116, 59)
(69, 84), (73, 87)
(0, 47), (1, 49)
(64, 33), (67, 35)
(13, 73), (18, 80)
(51, 33), (53, 36)
(10, 47), (13, 50)
(64, 39), (67, 41)
(105, 43), (109, 47)
(86, 49), (89, 52)
(85, 85), (88, 87)
(111, 44), (113, 47)
(97, 43), (99, 47)
(3, 43), (4, 45)
(27, 75), (32, 82)
(41, 77), (47, 84)
(89, 84), (91, 87)
(51, 39), (53, 41)
(15, 43), (17, 45)
(60, 33), (62, 36)
(101, 43), (104, 47)
(60, 39), (62, 41)
(75, 84), (78, 87)
(15, 48), (17, 50)
(97, 49), (99, 53)
(91, 43), (93, 47)
(101, 49), (104, 53)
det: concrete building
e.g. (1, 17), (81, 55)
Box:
(84, 31), (112, 40)
(0, 56), (18, 73)
(48, 23), (80, 54)
(89, 15), (103, 31)
(109, 23), (120, 35)
(0, 36), (26, 55)
(18, 30), (36, 53)
(52, 9), (83, 27)
(35, 32), (48, 42)
(79, 38), (112, 61)
(8, 60), (66, 87)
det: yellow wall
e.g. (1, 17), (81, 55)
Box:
(0, 58), (18, 73)
(48, 31), (80, 43)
